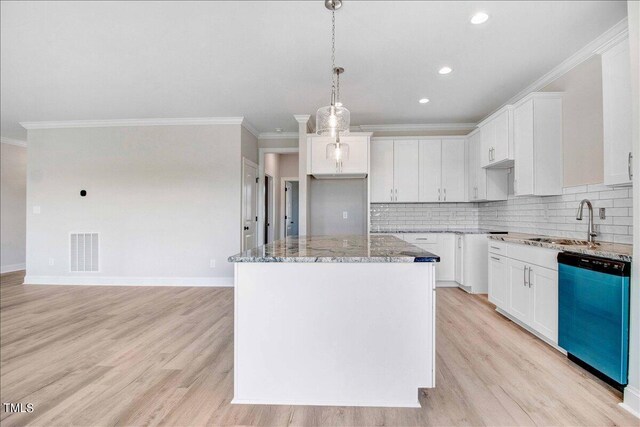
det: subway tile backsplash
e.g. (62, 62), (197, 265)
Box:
(370, 184), (633, 244)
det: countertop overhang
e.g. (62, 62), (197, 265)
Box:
(228, 235), (440, 263)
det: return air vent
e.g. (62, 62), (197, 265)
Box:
(70, 233), (99, 272)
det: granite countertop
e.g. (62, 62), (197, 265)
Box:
(488, 233), (632, 262)
(228, 235), (440, 263)
(372, 228), (507, 235)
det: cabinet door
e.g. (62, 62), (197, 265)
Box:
(480, 120), (494, 168)
(393, 140), (420, 202)
(340, 137), (368, 175)
(508, 259), (530, 323)
(310, 137), (339, 174)
(370, 140), (395, 202)
(488, 254), (508, 309)
(529, 265), (558, 343)
(455, 235), (464, 285)
(418, 139), (442, 202)
(602, 38), (633, 186)
(437, 234), (456, 281)
(513, 99), (535, 196)
(441, 139), (466, 202)
(493, 109), (511, 164)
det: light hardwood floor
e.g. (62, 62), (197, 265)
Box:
(1, 270), (637, 426)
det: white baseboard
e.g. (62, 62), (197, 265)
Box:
(1, 263), (26, 274)
(621, 386), (640, 418)
(23, 275), (234, 287)
(231, 397), (421, 408)
(436, 280), (459, 288)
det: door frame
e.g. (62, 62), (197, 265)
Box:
(280, 177), (299, 239)
(257, 147), (299, 244)
(241, 157), (259, 251)
(264, 173), (275, 243)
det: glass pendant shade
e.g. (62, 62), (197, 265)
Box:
(326, 140), (350, 162)
(316, 104), (350, 137)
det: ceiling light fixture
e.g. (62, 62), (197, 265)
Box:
(470, 12), (489, 25)
(438, 66), (453, 75)
(419, 98), (430, 104)
(316, 0), (350, 170)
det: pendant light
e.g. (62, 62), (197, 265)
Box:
(316, 0), (350, 171)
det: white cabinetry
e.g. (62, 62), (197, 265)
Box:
(370, 140), (394, 202)
(456, 233), (491, 293)
(455, 235), (463, 285)
(467, 131), (509, 201)
(601, 37), (633, 186)
(402, 233), (455, 283)
(418, 140), (442, 202)
(488, 241), (560, 344)
(480, 107), (514, 168)
(394, 140), (420, 202)
(309, 134), (370, 178)
(440, 139), (467, 202)
(512, 93), (563, 196)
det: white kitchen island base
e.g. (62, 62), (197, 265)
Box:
(232, 261), (436, 408)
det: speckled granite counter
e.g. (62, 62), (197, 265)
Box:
(372, 228), (507, 235)
(487, 233), (632, 262)
(228, 234), (440, 263)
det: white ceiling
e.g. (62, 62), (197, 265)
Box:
(0, 1), (628, 140)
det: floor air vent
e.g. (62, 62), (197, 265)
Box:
(70, 233), (99, 272)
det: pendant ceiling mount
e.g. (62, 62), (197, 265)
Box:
(325, 0), (342, 11)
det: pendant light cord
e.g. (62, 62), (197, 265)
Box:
(331, 10), (337, 105)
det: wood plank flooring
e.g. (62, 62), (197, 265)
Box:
(1, 270), (637, 426)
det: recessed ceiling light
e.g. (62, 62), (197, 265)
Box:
(470, 12), (489, 25)
(438, 66), (453, 75)
(419, 98), (430, 104)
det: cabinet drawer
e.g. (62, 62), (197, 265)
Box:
(404, 234), (438, 244)
(488, 241), (507, 255)
(506, 243), (559, 270)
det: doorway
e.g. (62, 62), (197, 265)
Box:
(242, 158), (259, 251)
(264, 174), (275, 244)
(281, 178), (299, 238)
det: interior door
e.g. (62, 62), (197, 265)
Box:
(242, 160), (258, 251)
(530, 265), (559, 342)
(418, 139), (442, 202)
(441, 139), (466, 202)
(508, 259), (530, 323)
(393, 140), (420, 202)
(370, 140), (394, 202)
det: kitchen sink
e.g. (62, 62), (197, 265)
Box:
(527, 237), (600, 247)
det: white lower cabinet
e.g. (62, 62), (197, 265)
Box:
(488, 242), (559, 344)
(401, 233), (455, 283)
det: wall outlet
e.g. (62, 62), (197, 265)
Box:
(599, 208), (606, 220)
(48, 258), (54, 266)
(33, 206), (41, 214)
(343, 211), (348, 219)
(209, 259), (216, 268)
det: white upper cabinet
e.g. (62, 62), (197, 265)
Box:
(601, 37), (633, 186)
(480, 107), (514, 168)
(513, 93), (563, 196)
(418, 139), (442, 202)
(370, 140), (395, 203)
(467, 131), (508, 202)
(394, 140), (420, 202)
(308, 134), (369, 178)
(441, 139), (466, 202)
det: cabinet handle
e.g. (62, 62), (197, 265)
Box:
(488, 149), (491, 162)
(444, 188), (447, 201)
(490, 256), (501, 261)
(490, 246), (501, 250)
(416, 238), (431, 241)
(629, 152), (633, 180)
(390, 188), (393, 202)
(438, 188), (441, 201)
(528, 267), (532, 288)
(524, 266), (528, 286)
(395, 188), (398, 202)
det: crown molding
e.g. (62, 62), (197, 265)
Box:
(258, 132), (299, 140)
(240, 119), (260, 139)
(500, 17), (628, 111)
(293, 115), (311, 124)
(352, 123), (476, 132)
(20, 117), (246, 130)
(1, 136), (27, 147)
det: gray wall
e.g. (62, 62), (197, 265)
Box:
(25, 124), (242, 285)
(1, 142), (27, 272)
(309, 178), (367, 236)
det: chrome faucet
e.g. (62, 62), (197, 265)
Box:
(576, 199), (597, 243)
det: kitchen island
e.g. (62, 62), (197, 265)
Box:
(228, 234), (439, 408)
